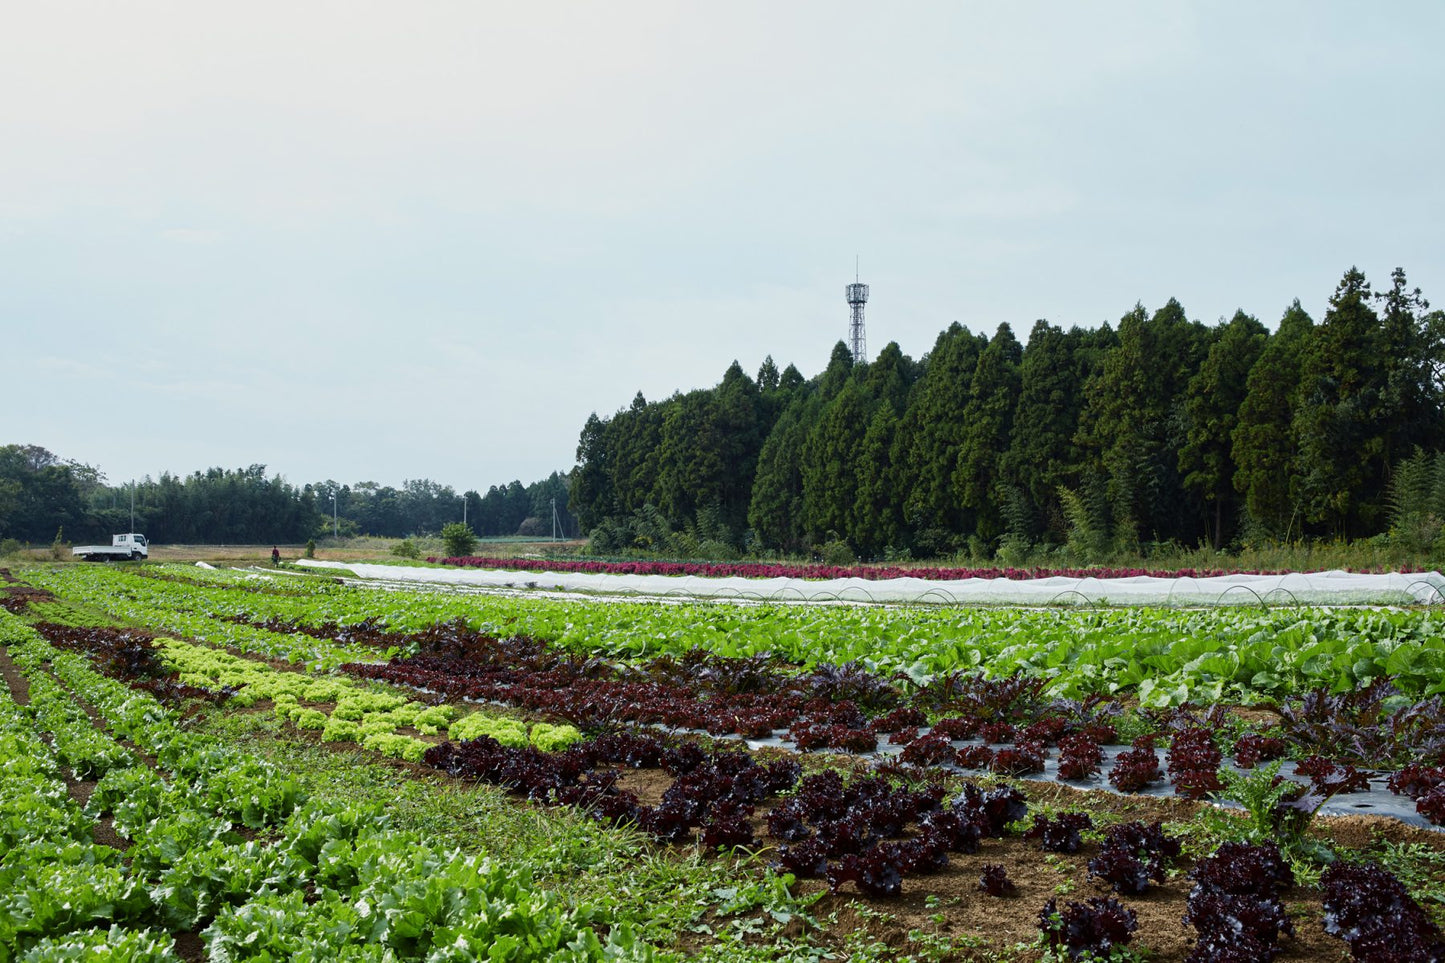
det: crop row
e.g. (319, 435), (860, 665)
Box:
(0, 611), (646, 962)
(246, 606), (1439, 962)
(19, 569), (1445, 813)
(334, 619), (1445, 819)
(29, 619), (582, 766)
(428, 555), (1300, 583)
(26, 564), (1445, 707)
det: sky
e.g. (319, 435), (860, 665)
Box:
(4, 1), (1442, 493)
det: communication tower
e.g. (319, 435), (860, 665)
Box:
(845, 261), (868, 363)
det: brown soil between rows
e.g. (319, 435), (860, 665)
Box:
(0, 643), (32, 705)
(808, 843), (1351, 962)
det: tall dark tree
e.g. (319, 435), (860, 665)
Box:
(654, 388), (725, 527)
(1293, 268), (1385, 536)
(608, 393), (664, 517)
(1374, 268), (1444, 467)
(1231, 301), (1313, 539)
(756, 356), (780, 394)
(845, 342), (919, 556)
(953, 323), (1023, 545)
(862, 341), (916, 415)
(712, 361), (763, 534)
(1179, 310), (1268, 547)
(1077, 299), (1212, 546)
(570, 413), (613, 533)
(0, 445), (89, 542)
(748, 393), (816, 552)
(1001, 322), (1113, 542)
(891, 323), (986, 545)
(852, 404), (905, 556)
(800, 379), (869, 544)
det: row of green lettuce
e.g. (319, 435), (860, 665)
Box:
(0, 610), (649, 963)
(24, 564), (1445, 706)
(156, 633), (582, 762)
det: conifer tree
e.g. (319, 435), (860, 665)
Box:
(801, 379), (869, 544)
(748, 394), (816, 552)
(1002, 322), (1113, 542)
(569, 413), (613, 532)
(1180, 310), (1267, 547)
(1077, 300), (1211, 546)
(852, 404), (905, 557)
(953, 323), (1022, 546)
(1231, 301), (1313, 539)
(1294, 268), (1383, 536)
(891, 323), (986, 547)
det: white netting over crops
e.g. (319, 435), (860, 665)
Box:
(295, 560), (1445, 606)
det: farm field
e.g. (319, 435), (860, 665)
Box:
(4, 562), (1445, 962)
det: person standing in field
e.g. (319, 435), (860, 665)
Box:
(271, 546), (280, 566)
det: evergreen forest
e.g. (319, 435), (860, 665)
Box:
(570, 267), (1445, 562)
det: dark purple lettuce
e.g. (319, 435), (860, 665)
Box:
(1321, 862), (1445, 962)
(1039, 896), (1138, 960)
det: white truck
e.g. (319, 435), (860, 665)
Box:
(72, 533), (149, 561)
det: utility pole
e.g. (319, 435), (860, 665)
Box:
(331, 492), (338, 538)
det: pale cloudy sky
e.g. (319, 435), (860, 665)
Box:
(4, 1), (1441, 491)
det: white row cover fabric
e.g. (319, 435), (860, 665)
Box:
(295, 560), (1445, 606)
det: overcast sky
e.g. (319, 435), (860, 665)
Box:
(5, 2), (1442, 493)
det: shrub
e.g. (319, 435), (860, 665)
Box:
(819, 538), (855, 566)
(391, 538), (421, 559)
(440, 522), (477, 558)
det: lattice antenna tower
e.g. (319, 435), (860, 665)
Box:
(845, 257), (868, 363)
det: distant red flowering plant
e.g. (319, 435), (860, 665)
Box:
(427, 555), (1305, 583)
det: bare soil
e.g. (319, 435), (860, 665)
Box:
(0, 644), (31, 705)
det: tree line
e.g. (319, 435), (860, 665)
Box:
(0, 446), (575, 547)
(570, 267), (1445, 561)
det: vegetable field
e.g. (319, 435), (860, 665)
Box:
(4, 562), (1445, 962)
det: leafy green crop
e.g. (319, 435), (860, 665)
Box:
(0, 610), (645, 962)
(26, 563), (1445, 707)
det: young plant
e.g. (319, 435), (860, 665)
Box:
(1216, 761), (1332, 863)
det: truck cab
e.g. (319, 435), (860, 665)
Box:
(113, 534), (148, 555)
